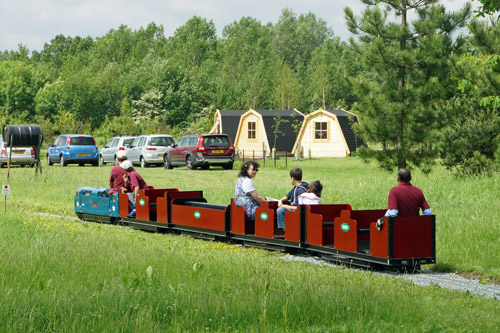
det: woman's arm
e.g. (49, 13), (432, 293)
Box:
(249, 189), (266, 203)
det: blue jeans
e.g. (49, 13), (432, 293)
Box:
(277, 206), (293, 229)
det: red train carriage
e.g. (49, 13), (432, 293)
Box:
(77, 186), (436, 271)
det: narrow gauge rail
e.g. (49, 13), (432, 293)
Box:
(75, 186), (436, 272)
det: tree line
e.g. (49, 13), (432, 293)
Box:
(0, 1), (499, 176)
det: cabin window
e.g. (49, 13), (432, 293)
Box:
(248, 122), (256, 139)
(314, 122), (328, 140)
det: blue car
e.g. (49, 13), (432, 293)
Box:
(47, 134), (99, 166)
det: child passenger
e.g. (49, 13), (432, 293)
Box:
(298, 181), (323, 205)
(276, 168), (308, 233)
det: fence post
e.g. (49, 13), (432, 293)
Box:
(262, 142), (265, 166)
(273, 148), (276, 167)
(285, 151), (287, 168)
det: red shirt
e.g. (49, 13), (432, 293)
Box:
(108, 165), (127, 194)
(387, 182), (430, 216)
(128, 170), (149, 191)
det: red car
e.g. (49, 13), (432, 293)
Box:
(164, 134), (235, 170)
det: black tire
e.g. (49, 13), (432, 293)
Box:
(92, 160), (99, 167)
(186, 155), (196, 170)
(79, 163), (84, 167)
(223, 163), (234, 170)
(0, 162), (4, 168)
(200, 165), (209, 170)
(60, 155), (66, 167)
(47, 155), (53, 166)
(140, 156), (147, 168)
(164, 155), (173, 169)
(100, 155), (106, 166)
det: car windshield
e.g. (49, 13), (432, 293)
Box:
(71, 137), (95, 146)
(203, 136), (230, 147)
(149, 136), (174, 147)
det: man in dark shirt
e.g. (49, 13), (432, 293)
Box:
(121, 160), (150, 218)
(108, 150), (130, 195)
(377, 168), (432, 230)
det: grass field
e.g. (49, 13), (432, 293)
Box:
(1, 157), (499, 331)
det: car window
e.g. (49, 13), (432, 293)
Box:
(110, 138), (119, 147)
(176, 137), (185, 146)
(203, 136), (230, 147)
(123, 138), (135, 147)
(138, 137), (146, 147)
(70, 137), (95, 146)
(56, 136), (67, 146)
(150, 136), (173, 147)
(105, 138), (115, 147)
(188, 137), (199, 145)
(130, 137), (139, 147)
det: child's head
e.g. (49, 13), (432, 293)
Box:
(290, 168), (302, 181)
(307, 180), (323, 198)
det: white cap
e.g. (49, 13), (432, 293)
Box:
(120, 160), (133, 171)
(116, 150), (128, 160)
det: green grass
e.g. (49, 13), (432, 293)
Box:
(1, 158), (499, 331)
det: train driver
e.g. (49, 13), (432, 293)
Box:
(377, 168), (432, 231)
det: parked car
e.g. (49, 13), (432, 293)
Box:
(0, 137), (35, 168)
(127, 134), (175, 167)
(47, 135), (99, 167)
(100, 136), (136, 165)
(164, 134), (235, 170)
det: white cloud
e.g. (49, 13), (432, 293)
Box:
(0, 0), (477, 52)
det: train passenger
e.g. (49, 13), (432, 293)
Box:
(298, 180), (323, 205)
(235, 161), (266, 222)
(276, 168), (308, 234)
(104, 150), (131, 196)
(376, 168), (432, 231)
(121, 160), (150, 218)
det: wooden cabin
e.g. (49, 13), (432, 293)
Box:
(291, 109), (364, 158)
(210, 109), (304, 156)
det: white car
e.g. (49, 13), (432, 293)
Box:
(100, 136), (136, 165)
(127, 134), (175, 167)
(0, 137), (35, 168)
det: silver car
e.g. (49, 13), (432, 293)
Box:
(100, 136), (136, 165)
(0, 137), (35, 168)
(127, 134), (175, 167)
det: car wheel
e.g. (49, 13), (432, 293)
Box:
(223, 163), (234, 170)
(200, 165), (209, 170)
(47, 155), (53, 166)
(164, 155), (173, 169)
(186, 156), (196, 170)
(79, 163), (84, 167)
(140, 157), (147, 168)
(60, 155), (66, 167)
(100, 155), (106, 166)
(92, 160), (99, 167)
(0, 162), (3, 168)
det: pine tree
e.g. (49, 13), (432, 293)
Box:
(345, 0), (470, 172)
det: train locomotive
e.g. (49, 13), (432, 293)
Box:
(75, 186), (436, 271)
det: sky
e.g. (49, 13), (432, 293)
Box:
(0, 0), (477, 53)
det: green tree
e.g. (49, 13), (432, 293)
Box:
(345, 0), (471, 172)
(440, 18), (500, 175)
(0, 61), (36, 120)
(271, 9), (333, 71)
(272, 61), (301, 110)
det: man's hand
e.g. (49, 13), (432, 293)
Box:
(278, 200), (283, 207)
(376, 217), (385, 231)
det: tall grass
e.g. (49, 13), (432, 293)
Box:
(0, 158), (499, 330)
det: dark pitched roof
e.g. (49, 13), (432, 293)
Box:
(324, 109), (366, 153)
(218, 110), (247, 144)
(255, 110), (304, 152)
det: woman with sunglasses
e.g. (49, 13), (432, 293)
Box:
(234, 161), (266, 222)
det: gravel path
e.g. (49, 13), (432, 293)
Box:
(34, 212), (500, 299)
(281, 255), (500, 299)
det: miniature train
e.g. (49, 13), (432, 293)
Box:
(75, 186), (436, 271)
